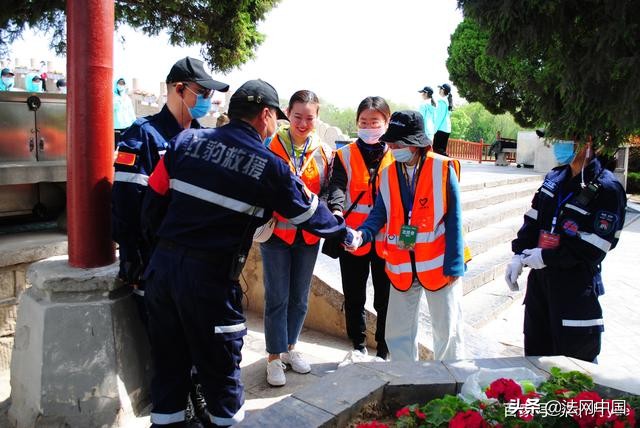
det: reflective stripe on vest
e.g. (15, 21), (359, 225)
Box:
(270, 133), (331, 245)
(379, 151), (455, 291)
(337, 142), (394, 256)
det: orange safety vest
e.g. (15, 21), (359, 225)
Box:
(336, 142), (395, 256)
(378, 151), (471, 291)
(270, 131), (332, 245)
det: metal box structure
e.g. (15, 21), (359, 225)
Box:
(0, 92), (66, 219)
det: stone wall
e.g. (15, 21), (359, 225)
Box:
(0, 265), (27, 371)
(0, 232), (68, 371)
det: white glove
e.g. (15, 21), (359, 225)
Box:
(504, 254), (524, 291)
(344, 227), (363, 252)
(522, 248), (546, 270)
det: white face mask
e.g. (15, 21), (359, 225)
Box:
(391, 147), (414, 163)
(117, 84), (127, 94)
(2, 77), (14, 88)
(357, 127), (386, 145)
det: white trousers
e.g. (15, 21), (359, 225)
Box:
(385, 278), (464, 361)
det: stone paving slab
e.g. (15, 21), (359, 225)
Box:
(237, 395), (334, 428)
(363, 360), (457, 411)
(292, 363), (391, 426)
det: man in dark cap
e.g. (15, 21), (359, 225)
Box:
(111, 57), (229, 426)
(1, 68), (16, 91)
(140, 79), (347, 427)
(345, 110), (470, 363)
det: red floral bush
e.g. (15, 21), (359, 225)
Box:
(356, 368), (638, 428)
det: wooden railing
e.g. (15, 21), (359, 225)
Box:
(447, 138), (497, 163)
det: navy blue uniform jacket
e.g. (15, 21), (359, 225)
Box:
(142, 120), (345, 256)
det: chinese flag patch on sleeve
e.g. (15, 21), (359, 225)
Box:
(115, 151), (137, 166)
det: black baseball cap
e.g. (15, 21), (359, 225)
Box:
(228, 79), (287, 120)
(379, 110), (431, 147)
(438, 83), (452, 95)
(1, 68), (14, 77)
(418, 86), (433, 94)
(166, 57), (229, 92)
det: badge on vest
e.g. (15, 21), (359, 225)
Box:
(538, 230), (560, 249)
(398, 224), (418, 250)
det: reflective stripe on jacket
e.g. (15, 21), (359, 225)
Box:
(379, 151), (460, 291)
(270, 131), (332, 245)
(337, 142), (394, 256)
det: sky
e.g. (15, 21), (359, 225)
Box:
(6, 0), (464, 108)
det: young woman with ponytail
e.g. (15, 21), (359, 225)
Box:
(433, 83), (453, 156)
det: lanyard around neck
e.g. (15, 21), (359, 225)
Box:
(550, 191), (574, 233)
(288, 130), (311, 176)
(401, 153), (424, 221)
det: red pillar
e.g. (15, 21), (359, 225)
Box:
(66, 0), (115, 267)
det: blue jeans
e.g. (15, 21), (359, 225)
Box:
(260, 235), (320, 354)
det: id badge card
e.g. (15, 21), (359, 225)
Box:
(538, 230), (560, 249)
(398, 225), (418, 250)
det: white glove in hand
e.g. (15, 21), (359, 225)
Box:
(522, 248), (546, 270)
(344, 227), (363, 252)
(504, 254), (524, 291)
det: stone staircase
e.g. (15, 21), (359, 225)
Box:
(458, 173), (542, 329)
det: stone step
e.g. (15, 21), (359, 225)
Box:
(459, 169), (543, 193)
(460, 180), (541, 211)
(463, 196), (532, 234)
(462, 271), (528, 329)
(465, 216), (522, 257)
(462, 241), (514, 295)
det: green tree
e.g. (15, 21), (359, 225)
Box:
(450, 108), (471, 140)
(450, 102), (523, 143)
(319, 102), (357, 137)
(0, 0), (280, 72)
(449, 0), (640, 150)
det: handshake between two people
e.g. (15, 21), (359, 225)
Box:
(343, 227), (363, 252)
(504, 247), (546, 291)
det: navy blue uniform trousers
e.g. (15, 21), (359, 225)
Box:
(144, 246), (246, 426)
(524, 268), (602, 363)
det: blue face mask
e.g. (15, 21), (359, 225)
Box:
(553, 141), (576, 165)
(391, 147), (414, 163)
(188, 94), (212, 119)
(2, 77), (14, 89)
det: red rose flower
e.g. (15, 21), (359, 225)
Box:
(356, 422), (389, 428)
(396, 406), (411, 418)
(485, 378), (523, 403)
(414, 408), (426, 420)
(449, 410), (489, 428)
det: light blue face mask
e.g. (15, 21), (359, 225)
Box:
(1, 77), (14, 89)
(553, 141), (576, 165)
(391, 147), (414, 163)
(189, 94), (212, 119)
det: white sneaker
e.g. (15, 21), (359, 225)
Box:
(338, 348), (369, 367)
(266, 359), (286, 386)
(281, 350), (311, 374)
